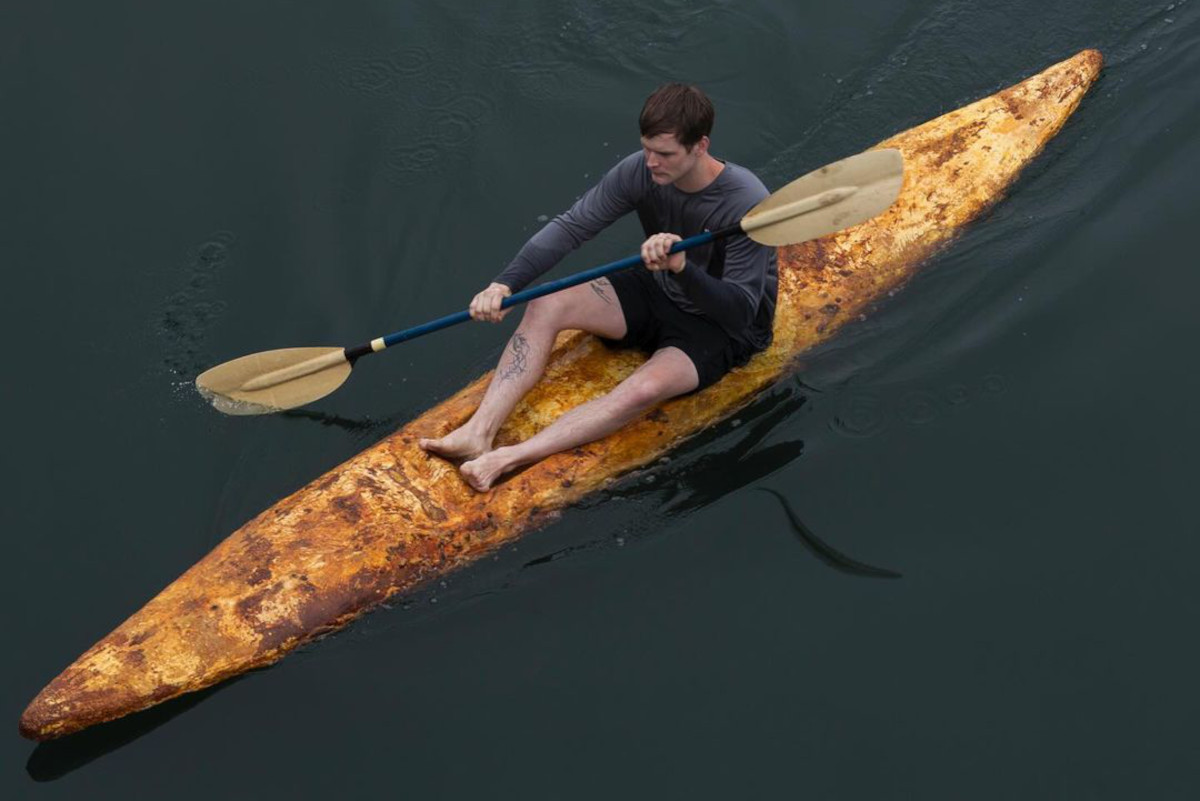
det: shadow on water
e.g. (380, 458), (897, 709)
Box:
(660, 391), (810, 514)
(757, 488), (902, 579)
(25, 679), (242, 782)
(279, 406), (404, 436)
(551, 379), (901, 580)
(597, 378), (813, 507)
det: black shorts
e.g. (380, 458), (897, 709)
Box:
(598, 268), (755, 391)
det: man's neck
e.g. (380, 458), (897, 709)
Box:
(673, 153), (725, 193)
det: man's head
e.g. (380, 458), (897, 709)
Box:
(639, 83), (714, 147)
(639, 83), (715, 186)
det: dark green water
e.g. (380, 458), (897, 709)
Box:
(5, 1), (1199, 797)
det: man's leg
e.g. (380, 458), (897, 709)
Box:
(419, 278), (628, 460)
(459, 346), (699, 491)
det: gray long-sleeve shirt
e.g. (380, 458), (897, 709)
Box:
(492, 151), (777, 351)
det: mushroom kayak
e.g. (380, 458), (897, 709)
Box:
(21, 49), (1103, 741)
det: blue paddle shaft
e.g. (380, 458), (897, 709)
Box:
(374, 228), (727, 350)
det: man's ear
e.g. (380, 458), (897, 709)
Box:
(693, 135), (711, 157)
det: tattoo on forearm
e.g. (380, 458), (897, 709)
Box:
(498, 333), (530, 381)
(590, 278), (613, 304)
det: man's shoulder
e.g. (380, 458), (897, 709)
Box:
(720, 161), (770, 201)
(710, 161), (769, 223)
(611, 150), (649, 178)
(596, 151), (651, 196)
(617, 150), (647, 168)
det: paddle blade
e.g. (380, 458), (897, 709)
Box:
(195, 346), (352, 415)
(742, 148), (904, 246)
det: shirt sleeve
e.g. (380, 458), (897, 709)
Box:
(669, 208), (772, 339)
(492, 153), (648, 292)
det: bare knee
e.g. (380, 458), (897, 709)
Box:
(610, 349), (699, 413)
(521, 295), (570, 332)
(613, 375), (677, 413)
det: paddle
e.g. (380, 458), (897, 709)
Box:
(196, 147), (904, 414)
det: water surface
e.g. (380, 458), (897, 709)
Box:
(4, 1), (1199, 797)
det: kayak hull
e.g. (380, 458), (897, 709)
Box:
(21, 49), (1102, 741)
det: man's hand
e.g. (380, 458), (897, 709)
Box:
(469, 282), (513, 323)
(641, 233), (685, 274)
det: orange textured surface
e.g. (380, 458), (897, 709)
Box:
(21, 50), (1102, 741)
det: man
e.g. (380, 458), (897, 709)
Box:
(419, 83), (777, 491)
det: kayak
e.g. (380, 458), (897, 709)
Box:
(20, 49), (1102, 741)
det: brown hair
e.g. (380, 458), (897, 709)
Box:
(639, 83), (714, 148)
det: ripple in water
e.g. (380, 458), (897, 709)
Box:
(315, 46), (436, 96)
(379, 92), (496, 185)
(897, 389), (940, 426)
(313, 45), (497, 186)
(830, 392), (887, 439)
(158, 230), (235, 381)
(829, 372), (1010, 438)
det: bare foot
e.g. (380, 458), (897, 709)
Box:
(418, 424), (491, 461)
(459, 448), (518, 492)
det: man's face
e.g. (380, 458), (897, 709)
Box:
(641, 132), (706, 185)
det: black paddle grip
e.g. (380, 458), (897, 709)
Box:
(344, 343), (373, 364)
(710, 222), (746, 241)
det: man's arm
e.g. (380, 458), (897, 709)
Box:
(492, 153), (648, 293)
(673, 229), (769, 335)
(469, 152), (647, 322)
(642, 228), (771, 338)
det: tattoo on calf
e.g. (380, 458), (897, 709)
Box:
(498, 333), (530, 381)
(590, 278), (612, 304)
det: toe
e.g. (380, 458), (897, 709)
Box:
(460, 460), (494, 492)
